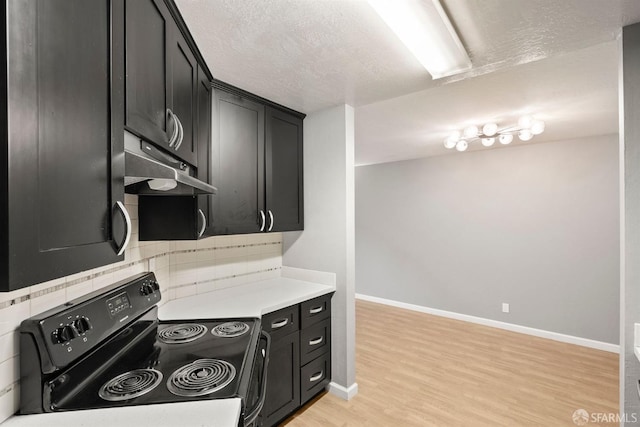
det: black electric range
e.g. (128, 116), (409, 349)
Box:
(19, 272), (270, 426)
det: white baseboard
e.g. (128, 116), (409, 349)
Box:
(355, 293), (619, 353)
(328, 382), (359, 400)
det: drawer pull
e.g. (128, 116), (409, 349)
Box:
(309, 371), (324, 382)
(271, 318), (289, 329)
(309, 336), (324, 346)
(309, 306), (324, 315)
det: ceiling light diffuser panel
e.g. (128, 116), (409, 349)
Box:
(368, 0), (472, 79)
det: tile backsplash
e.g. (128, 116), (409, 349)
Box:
(0, 194), (283, 423)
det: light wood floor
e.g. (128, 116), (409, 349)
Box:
(283, 300), (618, 427)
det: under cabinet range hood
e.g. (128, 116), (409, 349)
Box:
(124, 132), (216, 195)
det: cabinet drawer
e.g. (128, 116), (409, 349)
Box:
(300, 318), (330, 365)
(300, 352), (331, 405)
(263, 305), (299, 339)
(300, 294), (332, 329)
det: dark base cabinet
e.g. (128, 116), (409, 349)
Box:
(300, 351), (331, 405)
(262, 294), (333, 427)
(263, 331), (300, 425)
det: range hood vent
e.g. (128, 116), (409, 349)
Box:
(124, 132), (216, 196)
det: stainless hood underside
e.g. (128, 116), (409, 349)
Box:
(124, 151), (217, 195)
(123, 132), (217, 196)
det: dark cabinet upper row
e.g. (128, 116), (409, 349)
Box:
(139, 83), (304, 239)
(125, 0), (198, 166)
(0, 0), (304, 291)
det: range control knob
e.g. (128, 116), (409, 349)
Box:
(52, 325), (78, 344)
(140, 283), (154, 296)
(150, 281), (160, 292)
(72, 317), (92, 334)
(63, 325), (79, 341)
(52, 328), (66, 344)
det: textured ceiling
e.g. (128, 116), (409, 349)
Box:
(175, 0), (640, 164)
(356, 41), (619, 165)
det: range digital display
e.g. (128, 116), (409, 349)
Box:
(106, 292), (131, 317)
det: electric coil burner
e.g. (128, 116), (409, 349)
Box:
(99, 369), (163, 401)
(211, 321), (250, 338)
(19, 272), (270, 427)
(167, 359), (236, 397)
(158, 323), (208, 344)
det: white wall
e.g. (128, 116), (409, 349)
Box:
(356, 135), (619, 344)
(622, 22), (640, 423)
(283, 104), (357, 398)
(0, 194), (283, 424)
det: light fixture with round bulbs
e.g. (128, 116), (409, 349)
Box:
(499, 134), (513, 145)
(443, 115), (545, 152)
(518, 129), (533, 141)
(531, 120), (545, 135)
(517, 115), (534, 129)
(463, 125), (478, 139)
(455, 140), (468, 152)
(482, 123), (498, 137)
(444, 135), (458, 149)
(481, 137), (495, 147)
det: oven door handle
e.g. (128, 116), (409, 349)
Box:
(244, 330), (271, 427)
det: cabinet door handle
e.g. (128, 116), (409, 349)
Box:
(174, 115), (184, 151)
(115, 201), (132, 256)
(166, 109), (179, 147)
(309, 336), (324, 346)
(268, 210), (274, 232)
(197, 209), (207, 238)
(259, 210), (266, 232)
(271, 318), (288, 329)
(309, 306), (323, 315)
(309, 371), (324, 382)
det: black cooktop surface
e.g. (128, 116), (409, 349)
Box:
(48, 314), (260, 411)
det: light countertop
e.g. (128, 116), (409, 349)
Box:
(3, 400), (242, 427)
(159, 276), (336, 320)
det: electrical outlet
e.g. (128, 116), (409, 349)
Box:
(502, 303), (509, 313)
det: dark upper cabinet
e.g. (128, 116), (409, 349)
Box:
(139, 80), (305, 239)
(167, 26), (198, 166)
(211, 89), (266, 235)
(211, 82), (305, 235)
(124, 0), (171, 148)
(138, 66), (212, 241)
(125, 0), (197, 166)
(196, 65), (213, 236)
(1, 0), (127, 291)
(266, 107), (304, 232)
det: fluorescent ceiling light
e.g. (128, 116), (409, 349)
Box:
(368, 0), (472, 79)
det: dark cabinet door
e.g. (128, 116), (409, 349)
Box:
(3, 0), (126, 291)
(265, 107), (304, 232)
(138, 196), (200, 240)
(137, 66), (211, 241)
(167, 27), (198, 166)
(196, 66), (213, 237)
(264, 331), (300, 427)
(124, 0), (172, 148)
(211, 89), (265, 235)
